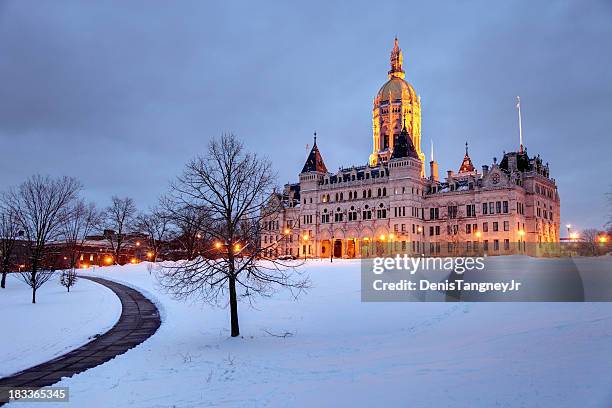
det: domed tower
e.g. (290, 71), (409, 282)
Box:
(369, 38), (425, 175)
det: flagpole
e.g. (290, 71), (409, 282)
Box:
(517, 96), (523, 153)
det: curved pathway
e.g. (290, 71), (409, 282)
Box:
(0, 277), (161, 404)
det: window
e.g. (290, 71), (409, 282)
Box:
(503, 221), (509, 231)
(377, 204), (387, 218)
(435, 226), (440, 236)
(489, 202), (494, 214)
(493, 222), (499, 232)
(503, 201), (508, 213)
(504, 239), (510, 250)
(448, 206), (458, 219)
(466, 204), (476, 217)
(466, 224), (472, 234)
(483, 222), (489, 233)
(429, 226), (434, 236)
(482, 203), (488, 215)
(494, 239), (500, 251)
(321, 209), (330, 223)
(430, 208), (439, 220)
(496, 201), (502, 214)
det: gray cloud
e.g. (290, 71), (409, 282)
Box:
(0, 0), (610, 229)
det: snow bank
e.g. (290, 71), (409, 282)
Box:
(0, 273), (121, 377)
(9, 260), (612, 407)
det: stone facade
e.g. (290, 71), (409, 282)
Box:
(261, 39), (560, 259)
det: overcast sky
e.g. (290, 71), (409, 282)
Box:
(0, 1), (610, 231)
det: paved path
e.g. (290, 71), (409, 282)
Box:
(0, 276), (161, 405)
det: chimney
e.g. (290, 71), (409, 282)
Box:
(447, 170), (454, 183)
(482, 165), (489, 177)
(430, 160), (439, 182)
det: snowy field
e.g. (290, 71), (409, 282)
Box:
(0, 274), (121, 377)
(5, 258), (612, 407)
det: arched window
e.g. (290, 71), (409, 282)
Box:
(377, 188), (381, 197)
(349, 206), (358, 221)
(383, 187), (387, 196)
(368, 189), (372, 198)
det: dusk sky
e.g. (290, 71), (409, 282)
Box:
(0, 1), (610, 231)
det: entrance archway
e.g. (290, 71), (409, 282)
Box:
(346, 239), (356, 258)
(333, 240), (343, 258)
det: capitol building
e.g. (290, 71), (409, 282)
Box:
(261, 39), (560, 259)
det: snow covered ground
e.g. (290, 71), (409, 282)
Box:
(6, 258), (612, 407)
(0, 273), (121, 377)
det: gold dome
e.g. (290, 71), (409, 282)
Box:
(376, 76), (416, 102)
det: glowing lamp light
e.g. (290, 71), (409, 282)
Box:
(234, 243), (241, 252)
(146, 252), (153, 259)
(417, 226), (423, 233)
(130, 258), (138, 264)
(284, 228), (290, 235)
(599, 236), (608, 243)
(104, 256), (113, 264)
(136, 241), (141, 247)
(389, 233), (395, 240)
(81, 263), (89, 269)
(196, 233), (202, 239)
(363, 237), (370, 241)
(475, 231), (482, 238)
(518, 230), (526, 237)
(214, 241), (222, 249)
(302, 235), (309, 241)
(569, 232), (579, 240)
(566, 224), (572, 229)
(379, 234), (386, 241)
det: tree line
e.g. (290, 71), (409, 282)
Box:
(1, 134), (307, 337)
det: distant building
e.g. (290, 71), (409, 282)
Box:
(262, 39), (560, 258)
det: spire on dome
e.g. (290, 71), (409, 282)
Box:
(388, 37), (405, 79)
(301, 132), (328, 173)
(458, 141), (476, 173)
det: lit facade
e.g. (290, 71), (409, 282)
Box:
(261, 39), (560, 258)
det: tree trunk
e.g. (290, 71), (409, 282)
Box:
(31, 265), (37, 304)
(1, 270), (6, 289)
(228, 275), (240, 337)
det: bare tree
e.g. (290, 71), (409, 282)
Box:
(160, 196), (209, 260)
(60, 269), (78, 292)
(59, 200), (101, 289)
(580, 228), (601, 256)
(103, 196), (137, 264)
(157, 134), (308, 337)
(0, 208), (20, 288)
(2, 175), (81, 303)
(136, 207), (170, 262)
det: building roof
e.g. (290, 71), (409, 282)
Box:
(301, 135), (328, 173)
(458, 142), (476, 173)
(391, 121), (419, 159)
